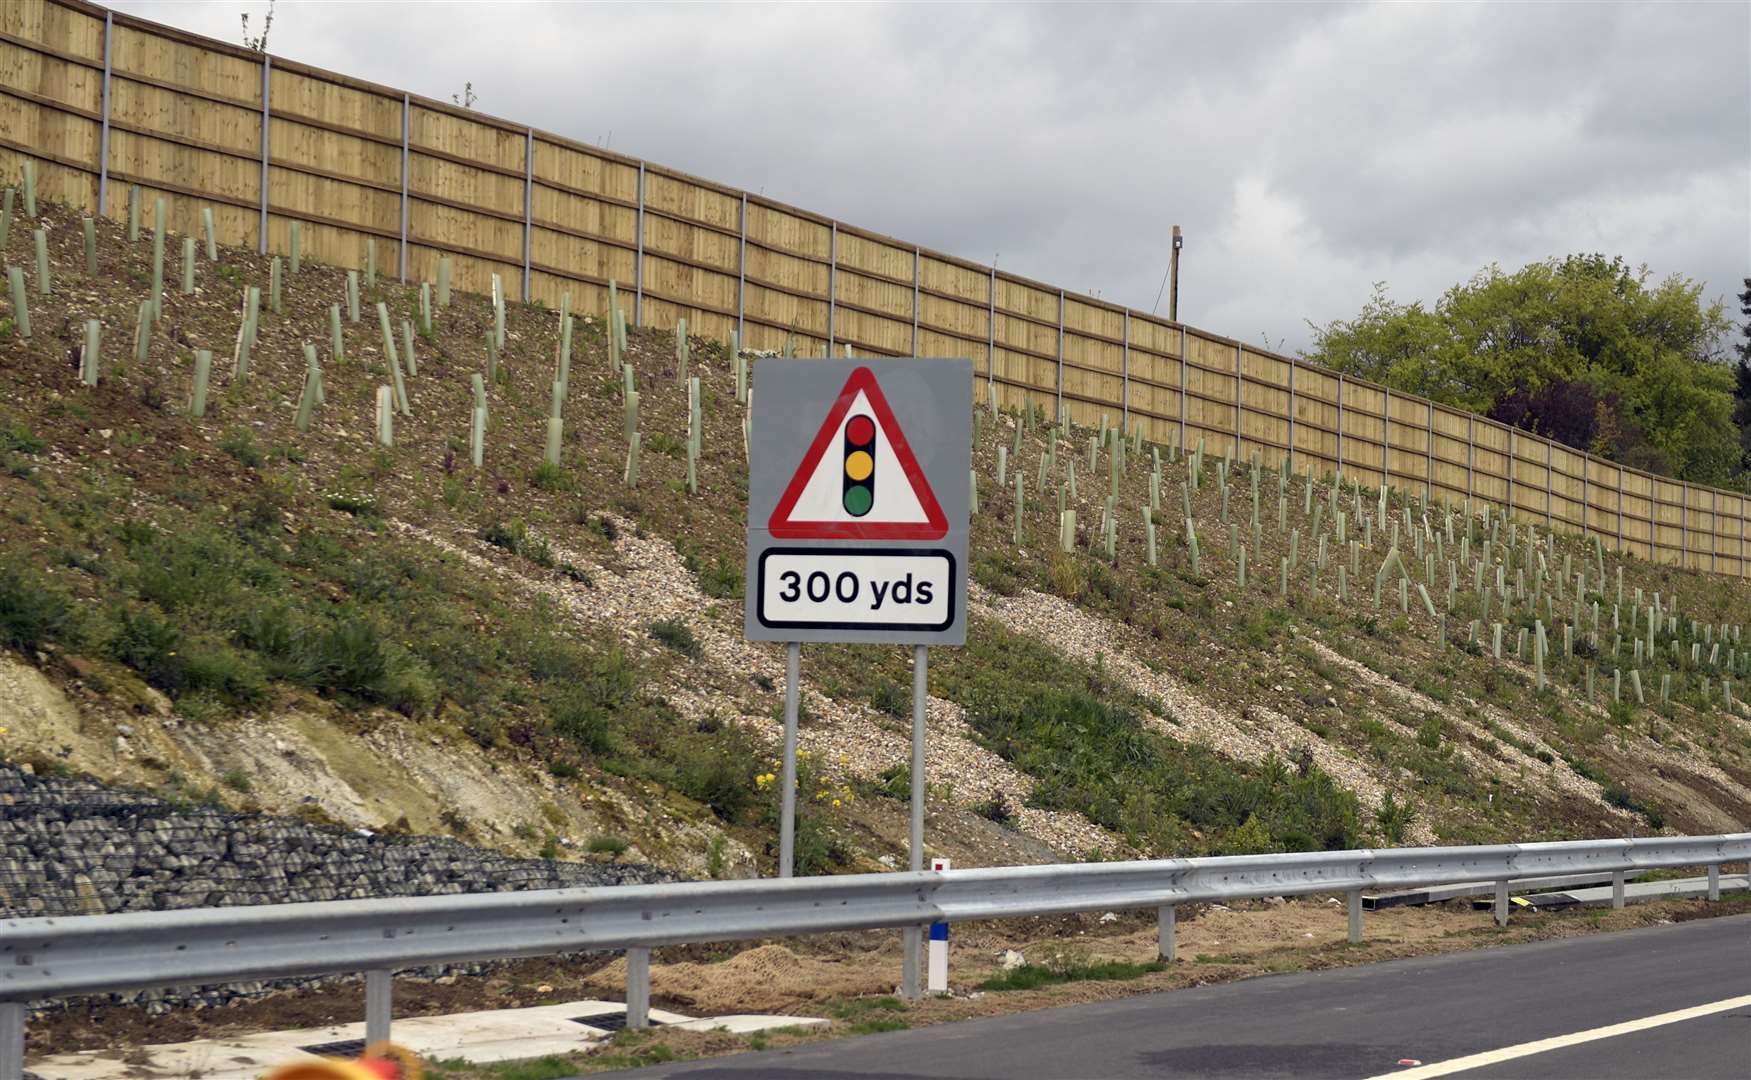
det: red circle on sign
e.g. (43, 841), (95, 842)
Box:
(845, 415), (875, 445)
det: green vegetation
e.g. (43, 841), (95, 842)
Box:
(978, 957), (1165, 992)
(1307, 256), (1740, 486)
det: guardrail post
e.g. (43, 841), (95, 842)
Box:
(1707, 864), (1721, 901)
(364, 969), (392, 1046)
(1493, 880), (1510, 927)
(626, 947), (651, 1029)
(1346, 889), (1362, 944)
(1157, 904), (1176, 962)
(902, 927), (921, 1000)
(1611, 871), (1626, 910)
(0, 1002), (21, 1080)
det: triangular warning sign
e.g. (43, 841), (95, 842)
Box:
(769, 367), (948, 540)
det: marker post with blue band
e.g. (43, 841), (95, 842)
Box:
(928, 858), (950, 993)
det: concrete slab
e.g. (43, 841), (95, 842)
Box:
(1510, 874), (1748, 910)
(1362, 872), (1647, 910)
(665, 1015), (832, 1035)
(28, 1000), (813, 1080)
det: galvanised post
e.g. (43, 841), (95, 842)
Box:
(258, 56), (272, 254)
(521, 128), (534, 301)
(736, 193), (747, 342)
(398, 93), (409, 282)
(826, 221), (837, 352)
(912, 247), (921, 355)
(626, 947), (651, 1028)
(98, 12), (113, 215)
(365, 969), (392, 1044)
(634, 163), (645, 326)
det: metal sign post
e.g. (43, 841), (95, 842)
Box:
(746, 358), (971, 996)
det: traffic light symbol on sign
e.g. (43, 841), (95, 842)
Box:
(842, 414), (876, 517)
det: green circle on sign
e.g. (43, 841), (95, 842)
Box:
(844, 486), (873, 516)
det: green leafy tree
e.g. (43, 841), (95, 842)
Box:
(1306, 256), (1736, 487)
(1733, 279), (1751, 469)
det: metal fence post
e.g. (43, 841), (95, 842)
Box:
(0, 1003), (21, 1080)
(1493, 880), (1510, 927)
(1178, 327), (1188, 450)
(1707, 863), (1721, 901)
(737, 193), (747, 343)
(1425, 401), (1434, 502)
(913, 247), (922, 356)
(1336, 374), (1345, 482)
(1157, 904), (1176, 962)
(1547, 441), (1555, 528)
(1233, 343), (1242, 462)
(1506, 429), (1516, 524)
(985, 265), (995, 398)
(1466, 415), (1475, 502)
(1346, 889), (1362, 944)
(258, 56), (272, 254)
(98, 11), (113, 216)
(626, 947), (651, 1028)
(1382, 388), (1391, 495)
(1055, 289), (1065, 425)
(1617, 466), (1625, 554)
(364, 969), (392, 1045)
(521, 128), (533, 302)
(1611, 871), (1626, 910)
(1121, 310), (1130, 433)
(1670, 483), (1685, 563)
(826, 221), (837, 352)
(397, 93), (409, 282)
(634, 163), (645, 326)
(1285, 355), (1296, 475)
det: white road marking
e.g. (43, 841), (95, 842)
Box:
(1365, 994), (1751, 1079)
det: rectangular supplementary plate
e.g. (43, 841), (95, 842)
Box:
(757, 547), (953, 632)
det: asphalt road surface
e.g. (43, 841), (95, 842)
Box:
(605, 913), (1751, 1079)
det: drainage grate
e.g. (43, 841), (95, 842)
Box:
(299, 1039), (369, 1057)
(572, 1013), (664, 1032)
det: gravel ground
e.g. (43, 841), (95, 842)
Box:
(396, 519), (1121, 857)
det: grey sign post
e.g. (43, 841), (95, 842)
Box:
(746, 358), (970, 999)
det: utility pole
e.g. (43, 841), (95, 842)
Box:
(1169, 225), (1183, 323)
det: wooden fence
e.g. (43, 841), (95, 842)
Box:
(2, 0), (1746, 576)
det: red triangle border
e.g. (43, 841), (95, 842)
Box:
(767, 367), (949, 540)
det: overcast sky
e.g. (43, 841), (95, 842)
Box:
(112, 0), (1750, 352)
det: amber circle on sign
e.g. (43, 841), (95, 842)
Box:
(845, 449), (874, 481)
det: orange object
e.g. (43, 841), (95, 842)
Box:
(261, 1042), (423, 1080)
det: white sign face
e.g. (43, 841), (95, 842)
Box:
(757, 549), (954, 632)
(776, 390), (935, 531)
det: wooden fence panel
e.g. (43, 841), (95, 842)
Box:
(1341, 381), (1386, 490)
(1386, 392), (1431, 495)
(1430, 405), (1471, 507)
(1587, 457), (1623, 546)
(6, 0), (1751, 579)
(1290, 363), (1340, 476)
(1239, 347), (1290, 468)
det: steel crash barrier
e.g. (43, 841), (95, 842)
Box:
(2, 834), (1747, 1077)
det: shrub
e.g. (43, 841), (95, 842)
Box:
(972, 793), (1016, 825)
(698, 556), (742, 599)
(549, 650), (638, 756)
(649, 618), (702, 659)
(588, 834), (629, 856)
(108, 605), (188, 693)
(219, 427), (265, 468)
(530, 462), (570, 491)
(0, 563), (75, 652)
(1375, 791), (1417, 845)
